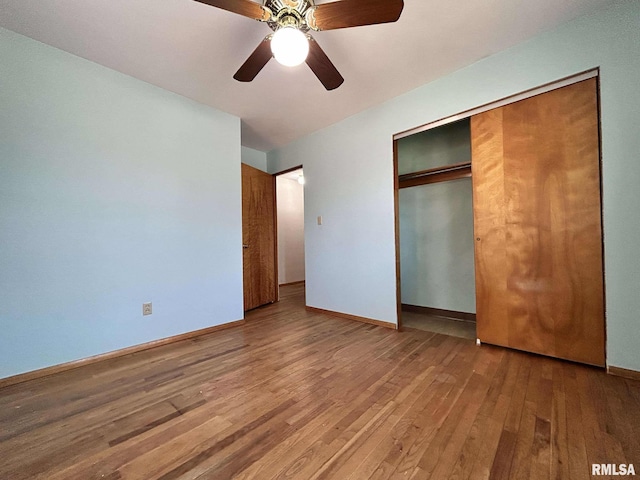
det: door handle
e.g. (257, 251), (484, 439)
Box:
(243, 244), (249, 249)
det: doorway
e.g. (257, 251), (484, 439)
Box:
(394, 119), (477, 339)
(275, 166), (305, 298)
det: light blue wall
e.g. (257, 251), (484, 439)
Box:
(400, 179), (476, 313)
(0, 28), (243, 378)
(397, 120), (471, 175)
(268, 1), (640, 371)
(241, 146), (268, 172)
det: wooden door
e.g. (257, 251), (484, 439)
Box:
(471, 78), (605, 366)
(242, 163), (277, 311)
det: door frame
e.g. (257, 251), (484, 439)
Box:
(392, 68), (600, 333)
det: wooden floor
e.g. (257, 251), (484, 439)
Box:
(1, 285), (639, 479)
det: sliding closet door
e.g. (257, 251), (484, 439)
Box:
(471, 78), (605, 366)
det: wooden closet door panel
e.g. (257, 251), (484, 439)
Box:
(471, 108), (509, 348)
(502, 96), (560, 358)
(472, 78), (605, 366)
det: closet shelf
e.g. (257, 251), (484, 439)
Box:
(399, 161), (471, 188)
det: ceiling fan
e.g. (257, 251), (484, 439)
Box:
(194, 0), (404, 90)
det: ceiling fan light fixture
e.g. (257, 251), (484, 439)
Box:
(270, 27), (309, 67)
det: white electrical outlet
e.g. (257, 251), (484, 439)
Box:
(143, 302), (152, 316)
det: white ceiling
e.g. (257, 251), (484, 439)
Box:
(0, 0), (616, 152)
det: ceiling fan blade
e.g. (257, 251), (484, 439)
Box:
(234, 36), (273, 82)
(306, 37), (344, 91)
(306, 0), (403, 31)
(193, 0), (271, 21)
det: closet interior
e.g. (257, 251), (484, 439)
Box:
(397, 119), (477, 340)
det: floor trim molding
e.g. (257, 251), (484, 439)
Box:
(401, 304), (476, 322)
(306, 306), (397, 330)
(607, 365), (640, 382)
(0, 319), (245, 389)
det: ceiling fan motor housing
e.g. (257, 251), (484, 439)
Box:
(265, 0), (316, 32)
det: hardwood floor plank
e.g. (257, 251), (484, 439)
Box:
(231, 401), (336, 479)
(420, 372), (493, 479)
(466, 353), (519, 480)
(335, 351), (453, 478)
(157, 398), (298, 480)
(388, 342), (480, 478)
(507, 357), (542, 480)
(529, 416), (552, 480)
(345, 368), (439, 480)
(598, 373), (640, 465)
(561, 365), (589, 480)
(357, 339), (465, 479)
(311, 401), (398, 480)
(117, 414), (234, 479)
